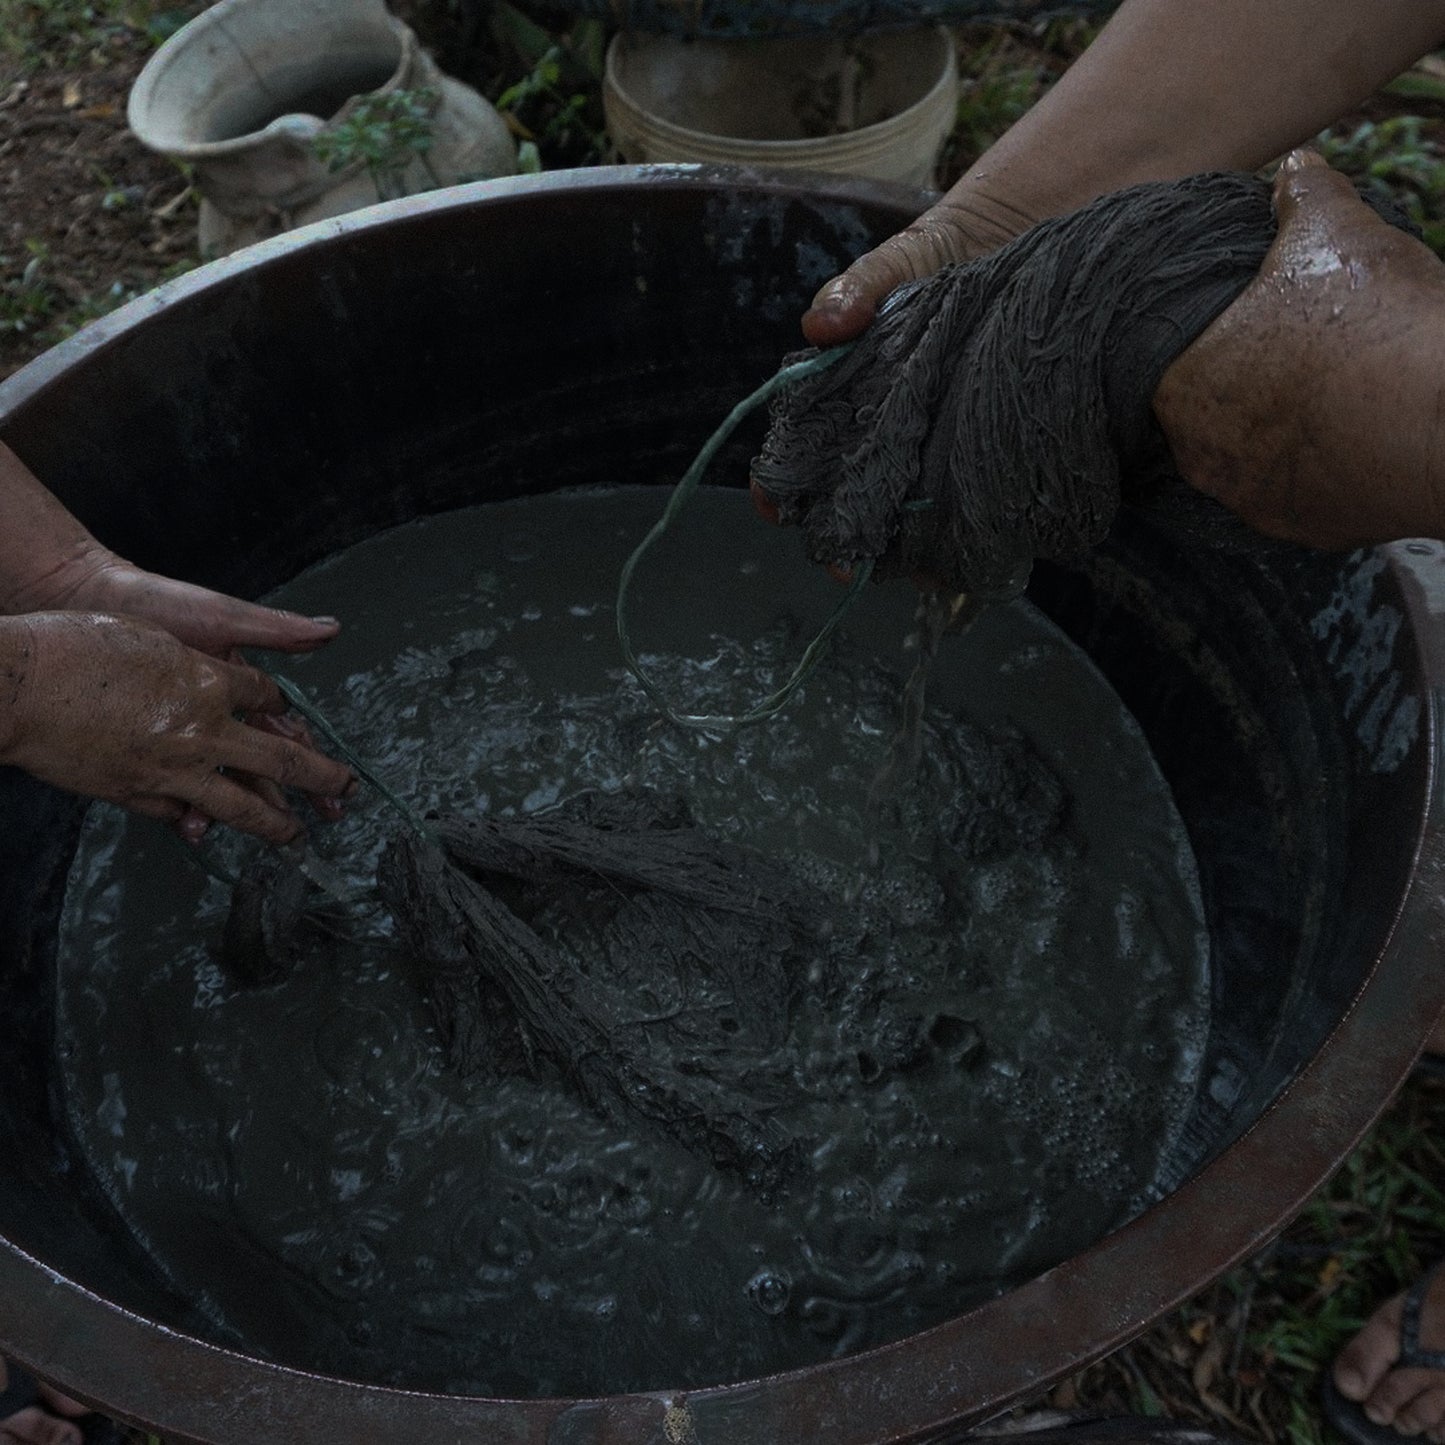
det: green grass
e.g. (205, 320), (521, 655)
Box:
(0, 240), (59, 337)
(488, 1), (608, 169)
(1071, 1078), (1445, 1445)
(1, 238), (193, 357)
(1317, 114), (1445, 254)
(1240, 1106), (1445, 1445)
(0, 0), (190, 66)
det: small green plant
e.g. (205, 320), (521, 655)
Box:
(312, 87), (441, 201)
(0, 239), (58, 336)
(2, 0), (121, 56)
(943, 31), (1055, 174)
(490, 3), (608, 170)
(140, 5), (190, 44)
(0, 239), (194, 357)
(1317, 114), (1445, 254)
(0, 0), (192, 66)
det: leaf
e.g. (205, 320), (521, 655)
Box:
(1192, 1332), (1225, 1394)
(492, 1), (556, 67)
(572, 18), (607, 82)
(1134, 1378), (1165, 1418)
(1386, 72), (1445, 104)
(1198, 1387), (1249, 1431)
(517, 140), (543, 174)
(145, 9), (192, 45)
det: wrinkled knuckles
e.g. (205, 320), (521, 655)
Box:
(270, 741), (306, 787)
(221, 793), (300, 846)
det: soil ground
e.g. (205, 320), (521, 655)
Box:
(0, 9), (201, 373)
(3, 5), (1445, 1445)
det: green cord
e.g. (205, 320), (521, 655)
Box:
(616, 346), (873, 730)
(267, 671), (437, 843)
(187, 350), (868, 867)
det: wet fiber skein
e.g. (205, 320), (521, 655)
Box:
(753, 173), (1299, 597)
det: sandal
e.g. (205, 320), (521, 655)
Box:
(1322, 1263), (1445, 1445)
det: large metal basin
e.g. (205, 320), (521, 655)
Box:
(2, 167), (1444, 1444)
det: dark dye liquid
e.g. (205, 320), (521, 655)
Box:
(56, 487), (1209, 1397)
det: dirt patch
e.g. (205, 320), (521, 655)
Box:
(0, 30), (201, 380)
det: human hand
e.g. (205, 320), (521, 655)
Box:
(801, 188), (1030, 347)
(0, 1358), (88, 1445)
(0, 444), (338, 657)
(15, 545), (348, 836)
(754, 173), (1279, 596)
(0, 612), (355, 845)
(12, 542), (339, 657)
(1154, 148), (1445, 548)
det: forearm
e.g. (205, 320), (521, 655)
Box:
(0, 441), (106, 614)
(0, 440), (341, 658)
(1156, 293), (1445, 548)
(957, 0), (1445, 239)
(1153, 151), (1445, 549)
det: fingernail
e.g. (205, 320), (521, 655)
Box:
(803, 298), (852, 333)
(1335, 1369), (1365, 1400)
(1367, 1405), (1393, 1426)
(308, 615), (340, 627)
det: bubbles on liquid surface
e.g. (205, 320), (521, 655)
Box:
(54, 489), (1209, 1398)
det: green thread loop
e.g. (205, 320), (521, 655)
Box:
(616, 346), (871, 730)
(193, 350), (868, 860)
(267, 671), (437, 843)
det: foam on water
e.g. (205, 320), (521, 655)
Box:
(55, 487), (1210, 1396)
